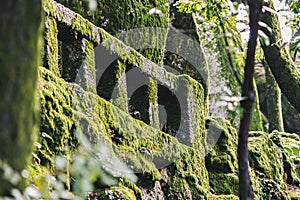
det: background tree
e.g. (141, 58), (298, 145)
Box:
(0, 0), (42, 194)
(263, 61), (284, 132)
(260, 0), (300, 113)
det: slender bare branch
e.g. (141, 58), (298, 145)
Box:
(238, 0), (263, 199)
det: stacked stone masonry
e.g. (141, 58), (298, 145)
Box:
(40, 0), (300, 199)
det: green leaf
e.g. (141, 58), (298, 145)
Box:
(290, 35), (300, 51)
(233, 2), (239, 10)
(142, 14), (150, 22)
(291, 146), (300, 157)
(283, 146), (293, 155)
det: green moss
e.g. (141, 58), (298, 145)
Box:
(256, 177), (289, 200)
(148, 78), (159, 128)
(81, 39), (96, 92)
(97, 185), (136, 200)
(207, 194), (239, 200)
(42, 0), (208, 118)
(160, 145), (210, 199)
(186, 74), (207, 132)
(39, 2), (298, 199)
(209, 173), (238, 195)
(38, 67), (76, 164)
(120, 179), (143, 200)
(44, 17), (60, 75)
(248, 131), (290, 199)
(148, 78), (158, 104)
(72, 79), (192, 181)
(204, 117), (240, 197)
(41, 66), (210, 198)
(178, 74), (207, 146)
(39, 66), (196, 191)
(270, 131), (300, 186)
(73, 76), (209, 197)
(290, 192), (300, 200)
(249, 131), (284, 185)
(43, 0), (100, 43)
(205, 117), (238, 174)
(70, 15), (101, 43)
(250, 167), (262, 200)
(42, 0), (64, 22)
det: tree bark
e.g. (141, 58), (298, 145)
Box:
(250, 80), (264, 131)
(0, 0), (42, 194)
(238, 0), (263, 199)
(263, 61), (284, 132)
(260, 0), (300, 113)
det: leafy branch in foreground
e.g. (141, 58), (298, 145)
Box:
(0, 133), (137, 199)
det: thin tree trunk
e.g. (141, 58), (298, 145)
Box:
(250, 80), (264, 131)
(238, 0), (263, 199)
(263, 61), (284, 132)
(260, 0), (300, 113)
(0, 0), (42, 194)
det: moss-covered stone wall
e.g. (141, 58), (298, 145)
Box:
(35, 0), (300, 199)
(39, 0), (212, 199)
(38, 65), (211, 199)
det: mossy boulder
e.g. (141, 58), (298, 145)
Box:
(163, 148), (210, 199)
(270, 131), (300, 186)
(205, 117), (238, 174)
(204, 117), (239, 196)
(207, 194), (239, 200)
(249, 131), (284, 184)
(92, 185), (137, 200)
(249, 131), (289, 199)
(209, 173), (239, 196)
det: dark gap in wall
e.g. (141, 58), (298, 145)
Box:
(158, 85), (181, 135)
(96, 59), (119, 101)
(129, 85), (150, 124)
(57, 21), (86, 82)
(126, 67), (150, 124)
